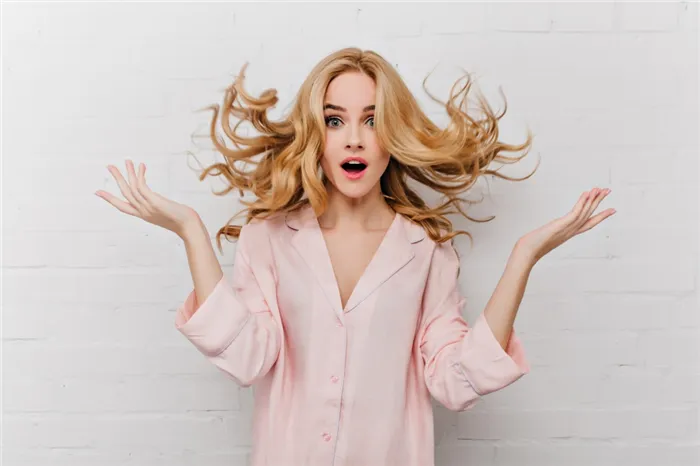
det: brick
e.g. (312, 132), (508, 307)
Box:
(487, 3), (552, 32)
(357, 4), (423, 38)
(4, 374), (241, 413)
(421, 3), (488, 35)
(494, 443), (699, 466)
(458, 408), (698, 441)
(3, 302), (185, 343)
(552, 2), (615, 32)
(618, 1), (680, 32)
(3, 270), (177, 306)
(1, 451), (250, 466)
(3, 343), (217, 378)
(4, 413), (252, 450)
(2, 229), (178, 268)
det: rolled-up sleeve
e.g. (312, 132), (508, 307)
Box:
(175, 225), (281, 387)
(418, 241), (529, 411)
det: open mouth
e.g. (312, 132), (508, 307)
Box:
(340, 158), (368, 180)
(341, 160), (368, 173)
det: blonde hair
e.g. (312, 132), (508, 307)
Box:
(192, 47), (538, 252)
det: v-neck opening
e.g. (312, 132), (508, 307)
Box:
(315, 210), (400, 313)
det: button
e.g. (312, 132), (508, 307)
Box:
(322, 432), (332, 442)
(335, 318), (343, 328)
(330, 375), (339, 383)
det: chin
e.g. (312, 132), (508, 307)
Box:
(325, 167), (380, 199)
(333, 180), (377, 199)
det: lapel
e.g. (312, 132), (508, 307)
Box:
(286, 203), (425, 318)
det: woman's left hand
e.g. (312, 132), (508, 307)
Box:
(516, 187), (616, 265)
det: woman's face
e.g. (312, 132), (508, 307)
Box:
(320, 71), (390, 200)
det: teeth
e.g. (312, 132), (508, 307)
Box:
(347, 161), (362, 164)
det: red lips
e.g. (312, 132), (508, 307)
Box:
(340, 156), (368, 180)
(340, 156), (368, 166)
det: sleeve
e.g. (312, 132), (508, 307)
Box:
(174, 224), (281, 387)
(417, 241), (530, 411)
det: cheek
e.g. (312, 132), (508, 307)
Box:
(369, 142), (391, 172)
(367, 133), (388, 157)
(322, 132), (341, 162)
(320, 141), (339, 170)
(319, 155), (332, 177)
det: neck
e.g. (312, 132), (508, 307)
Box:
(318, 181), (395, 231)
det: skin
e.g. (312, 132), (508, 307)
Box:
(318, 71), (395, 231)
(95, 71), (617, 349)
(317, 71), (398, 309)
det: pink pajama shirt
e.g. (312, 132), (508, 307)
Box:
(176, 203), (529, 466)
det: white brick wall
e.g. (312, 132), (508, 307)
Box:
(3, 2), (698, 465)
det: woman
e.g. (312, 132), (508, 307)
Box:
(95, 47), (614, 466)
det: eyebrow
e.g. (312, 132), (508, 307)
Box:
(323, 104), (375, 113)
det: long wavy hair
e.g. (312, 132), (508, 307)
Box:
(191, 47), (538, 252)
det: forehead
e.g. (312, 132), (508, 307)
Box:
(324, 72), (376, 108)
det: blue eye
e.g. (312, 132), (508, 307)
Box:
(325, 116), (342, 128)
(324, 115), (375, 128)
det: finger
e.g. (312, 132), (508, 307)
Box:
(572, 191), (587, 209)
(136, 163), (168, 212)
(583, 188), (610, 221)
(574, 190), (595, 228)
(576, 188), (601, 226)
(566, 191), (591, 230)
(134, 162), (154, 202)
(108, 165), (146, 216)
(125, 160), (150, 211)
(138, 163), (160, 198)
(575, 208), (616, 235)
(95, 190), (140, 216)
(577, 188), (610, 230)
(564, 190), (594, 225)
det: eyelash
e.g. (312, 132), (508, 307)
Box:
(324, 115), (375, 128)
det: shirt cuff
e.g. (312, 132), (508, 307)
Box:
(174, 275), (250, 357)
(458, 312), (530, 395)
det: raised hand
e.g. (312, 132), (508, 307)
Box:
(516, 187), (616, 264)
(95, 159), (199, 238)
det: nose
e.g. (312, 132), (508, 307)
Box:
(346, 124), (364, 151)
(346, 140), (364, 151)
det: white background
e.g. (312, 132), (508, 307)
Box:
(2, 1), (699, 465)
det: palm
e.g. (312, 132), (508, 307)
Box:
(518, 188), (615, 263)
(95, 160), (199, 237)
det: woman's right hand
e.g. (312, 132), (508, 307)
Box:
(95, 159), (200, 238)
